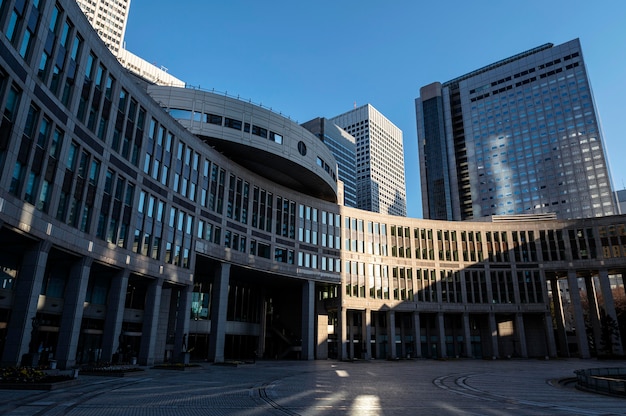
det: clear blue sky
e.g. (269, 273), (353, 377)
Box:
(124, 0), (626, 218)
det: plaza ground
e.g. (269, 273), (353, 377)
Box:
(1, 358), (626, 415)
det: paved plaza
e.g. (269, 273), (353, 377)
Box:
(1, 358), (625, 415)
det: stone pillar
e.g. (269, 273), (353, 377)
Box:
(173, 285), (192, 360)
(1, 241), (50, 367)
(544, 312), (558, 358)
(515, 313), (528, 358)
(101, 269), (129, 362)
(347, 311), (354, 359)
(598, 270), (624, 355)
(488, 312), (499, 358)
(300, 280), (315, 360)
(412, 312), (422, 358)
(387, 310), (396, 359)
(257, 292), (267, 359)
(363, 308), (371, 360)
(436, 312), (446, 359)
(568, 270), (590, 358)
(550, 276), (569, 357)
(316, 313), (328, 360)
(55, 257), (93, 369)
(584, 274), (602, 355)
(156, 287), (173, 363)
(462, 312), (472, 358)
(138, 278), (163, 366)
(339, 305), (347, 360)
(208, 263), (230, 363)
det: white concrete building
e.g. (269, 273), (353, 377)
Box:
(75, 0), (130, 55)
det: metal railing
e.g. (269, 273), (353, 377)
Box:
(575, 367), (626, 396)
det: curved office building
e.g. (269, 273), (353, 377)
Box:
(1, 0), (626, 368)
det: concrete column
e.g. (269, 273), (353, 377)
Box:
(598, 269), (624, 355)
(412, 312), (422, 358)
(544, 312), (558, 358)
(550, 276), (569, 357)
(55, 257), (93, 369)
(339, 305), (347, 360)
(387, 310), (396, 359)
(462, 312), (472, 358)
(173, 285), (192, 359)
(436, 312), (446, 359)
(363, 308), (371, 360)
(208, 262), (230, 363)
(138, 278), (163, 366)
(155, 287), (173, 363)
(345, 311), (352, 359)
(301, 280), (315, 360)
(1, 241), (51, 366)
(258, 292), (267, 359)
(515, 313), (528, 358)
(101, 269), (129, 362)
(488, 312), (499, 358)
(584, 274), (602, 354)
(568, 270), (590, 358)
(484, 267), (494, 304)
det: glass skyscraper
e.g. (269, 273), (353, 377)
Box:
(416, 39), (617, 220)
(302, 117), (358, 208)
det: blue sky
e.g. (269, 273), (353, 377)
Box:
(124, 0), (626, 218)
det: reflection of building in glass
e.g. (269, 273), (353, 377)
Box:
(3, 0), (626, 370)
(416, 39), (617, 221)
(302, 117), (357, 208)
(330, 105), (407, 216)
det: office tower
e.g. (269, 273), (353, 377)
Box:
(75, 0), (130, 55)
(616, 189), (626, 215)
(302, 117), (357, 208)
(76, 0), (184, 86)
(416, 38), (617, 221)
(3, 0), (626, 367)
(330, 104), (407, 216)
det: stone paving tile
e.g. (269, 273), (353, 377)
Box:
(1, 359), (625, 415)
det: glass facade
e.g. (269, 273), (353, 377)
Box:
(417, 40), (617, 220)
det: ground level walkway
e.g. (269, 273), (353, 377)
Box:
(1, 358), (625, 415)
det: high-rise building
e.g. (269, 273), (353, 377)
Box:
(75, 0), (130, 55)
(302, 117), (357, 208)
(416, 38), (617, 221)
(76, 0), (184, 86)
(616, 189), (626, 215)
(330, 104), (407, 216)
(3, 0), (626, 367)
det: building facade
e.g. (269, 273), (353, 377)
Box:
(1, 0), (626, 369)
(75, 0), (130, 55)
(302, 117), (357, 208)
(330, 104), (407, 217)
(416, 39), (617, 221)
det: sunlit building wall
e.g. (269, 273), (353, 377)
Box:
(330, 104), (407, 217)
(2, 0), (626, 370)
(75, 0), (130, 55)
(416, 39), (617, 221)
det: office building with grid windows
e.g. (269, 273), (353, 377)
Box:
(75, 0), (129, 55)
(302, 117), (357, 208)
(416, 39), (617, 221)
(330, 104), (407, 217)
(3, 0), (626, 369)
